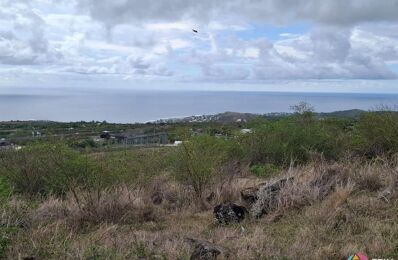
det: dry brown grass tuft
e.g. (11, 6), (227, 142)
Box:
(32, 186), (160, 229)
(250, 162), (352, 219)
(146, 174), (199, 212)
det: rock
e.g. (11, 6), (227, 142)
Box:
(151, 191), (163, 205)
(247, 177), (293, 218)
(240, 186), (259, 204)
(213, 203), (247, 224)
(187, 238), (230, 260)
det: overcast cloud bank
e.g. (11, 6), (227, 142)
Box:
(0, 0), (398, 91)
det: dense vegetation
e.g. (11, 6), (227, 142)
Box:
(1, 105), (398, 259)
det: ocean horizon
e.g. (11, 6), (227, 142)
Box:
(1, 88), (398, 123)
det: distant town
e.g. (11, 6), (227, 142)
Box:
(0, 109), (367, 151)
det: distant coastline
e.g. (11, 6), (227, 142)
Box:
(1, 89), (397, 123)
(0, 109), (370, 125)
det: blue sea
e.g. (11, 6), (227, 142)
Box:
(1, 88), (398, 123)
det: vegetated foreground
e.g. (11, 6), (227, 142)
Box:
(1, 106), (398, 259)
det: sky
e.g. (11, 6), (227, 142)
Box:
(1, 0), (398, 93)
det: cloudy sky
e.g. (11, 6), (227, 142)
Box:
(1, 0), (398, 92)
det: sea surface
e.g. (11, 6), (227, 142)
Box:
(1, 88), (398, 123)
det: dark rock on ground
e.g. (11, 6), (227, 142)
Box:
(151, 191), (163, 205)
(240, 186), (259, 204)
(213, 203), (247, 224)
(187, 238), (230, 260)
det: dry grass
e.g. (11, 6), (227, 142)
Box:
(31, 188), (154, 228)
(2, 158), (398, 259)
(251, 161), (352, 219)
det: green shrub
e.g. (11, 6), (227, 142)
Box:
(241, 116), (345, 166)
(0, 228), (11, 259)
(250, 163), (279, 178)
(98, 148), (174, 186)
(0, 142), (100, 197)
(0, 176), (12, 202)
(173, 135), (235, 198)
(353, 111), (398, 157)
(70, 138), (98, 149)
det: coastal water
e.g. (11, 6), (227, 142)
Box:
(1, 88), (398, 123)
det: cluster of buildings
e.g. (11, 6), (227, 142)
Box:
(0, 139), (21, 151)
(99, 131), (170, 146)
(97, 127), (253, 147)
(154, 114), (224, 124)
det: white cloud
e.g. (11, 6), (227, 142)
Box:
(0, 0), (63, 65)
(279, 33), (300, 38)
(0, 0), (398, 87)
(180, 25), (397, 81)
(78, 0), (398, 27)
(253, 27), (397, 80)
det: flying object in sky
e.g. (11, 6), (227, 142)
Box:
(192, 29), (198, 33)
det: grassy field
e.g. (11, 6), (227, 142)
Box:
(1, 108), (398, 259)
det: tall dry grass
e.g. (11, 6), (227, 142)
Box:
(2, 157), (398, 259)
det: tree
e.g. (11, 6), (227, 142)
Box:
(290, 101), (315, 124)
(174, 135), (230, 199)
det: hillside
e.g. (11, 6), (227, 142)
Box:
(1, 110), (398, 259)
(154, 109), (367, 124)
(316, 109), (365, 119)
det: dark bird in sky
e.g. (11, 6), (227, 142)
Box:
(192, 29), (198, 33)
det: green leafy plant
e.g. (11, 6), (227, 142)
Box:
(173, 135), (233, 198)
(240, 104), (346, 166)
(0, 177), (12, 203)
(353, 110), (398, 157)
(0, 230), (11, 259)
(0, 142), (100, 197)
(250, 163), (279, 178)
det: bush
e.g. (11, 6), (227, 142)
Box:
(353, 111), (398, 157)
(97, 148), (174, 187)
(0, 176), (12, 202)
(240, 117), (345, 166)
(250, 163), (279, 178)
(0, 227), (12, 259)
(70, 138), (98, 149)
(0, 142), (99, 197)
(173, 135), (235, 198)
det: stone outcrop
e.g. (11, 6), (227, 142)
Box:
(187, 238), (230, 260)
(240, 186), (260, 204)
(213, 203), (247, 224)
(242, 177), (293, 218)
